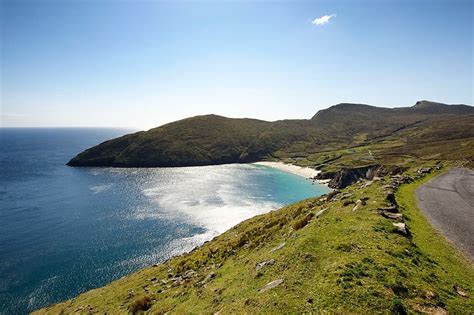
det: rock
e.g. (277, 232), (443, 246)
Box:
(315, 207), (328, 218)
(317, 165), (380, 189)
(270, 242), (286, 253)
(386, 192), (397, 205)
(201, 272), (216, 285)
(256, 259), (275, 272)
(343, 200), (355, 206)
(171, 276), (183, 284)
(418, 167), (432, 174)
(378, 205), (399, 213)
(259, 279), (283, 293)
(453, 285), (469, 297)
(380, 211), (403, 220)
(183, 270), (197, 279)
(148, 277), (157, 282)
(393, 222), (409, 236)
(362, 180), (373, 188)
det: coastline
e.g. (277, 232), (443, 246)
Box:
(254, 161), (330, 186)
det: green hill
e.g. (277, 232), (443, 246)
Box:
(67, 101), (474, 168)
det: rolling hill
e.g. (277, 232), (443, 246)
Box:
(67, 101), (474, 168)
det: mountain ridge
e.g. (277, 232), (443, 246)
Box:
(67, 101), (473, 168)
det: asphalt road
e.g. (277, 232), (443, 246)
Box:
(416, 167), (474, 261)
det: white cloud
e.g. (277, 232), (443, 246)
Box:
(312, 14), (336, 26)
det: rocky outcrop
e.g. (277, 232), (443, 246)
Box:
(315, 165), (380, 189)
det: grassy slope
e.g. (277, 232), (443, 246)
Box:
(35, 166), (473, 314)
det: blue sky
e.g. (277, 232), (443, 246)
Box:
(1, 0), (472, 129)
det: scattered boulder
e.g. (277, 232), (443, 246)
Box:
(380, 211), (403, 221)
(315, 208), (328, 218)
(417, 167), (432, 174)
(352, 203), (361, 212)
(343, 200), (355, 206)
(270, 242), (286, 253)
(393, 222), (409, 236)
(201, 272), (216, 285)
(259, 279), (284, 293)
(183, 270), (197, 279)
(378, 205), (399, 213)
(386, 192), (397, 205)
(256, 259), (275, 272)
(453, 285), (469, 298)
(361, 180), (373, 188)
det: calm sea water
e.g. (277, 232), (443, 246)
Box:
(0, 128), (330, 314)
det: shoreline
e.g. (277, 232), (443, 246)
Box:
(253, 161), (331, 186)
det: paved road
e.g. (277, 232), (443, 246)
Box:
(416, 168), (474, 261)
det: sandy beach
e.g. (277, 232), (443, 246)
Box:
(254, 161), (321, 179)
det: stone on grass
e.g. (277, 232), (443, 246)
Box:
(393, 222), (409, 236)
(270, 242), (286, 253)
(201, 272), (216, 285)
(380, 211), (403, 221)
(315, 208), (328, 218)
(259, 279), (283, 293)
(256, 259), (275, 272)
(453, 285), (469, 298)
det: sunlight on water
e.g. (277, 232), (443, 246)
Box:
(0, 129), (330, 314)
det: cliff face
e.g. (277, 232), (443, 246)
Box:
(67, 101), (474, 167)
(316, 165), (380, 189)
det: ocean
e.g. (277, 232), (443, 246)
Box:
(0, 128), (330, 314)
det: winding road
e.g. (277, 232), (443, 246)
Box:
(416, 167), (474, 261)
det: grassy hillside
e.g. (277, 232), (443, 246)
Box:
(35, 163), (473, 314)
(45, 101), (474, 314)
(67, 101), (474, 167)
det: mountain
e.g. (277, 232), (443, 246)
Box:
(67, 101), (474, 168)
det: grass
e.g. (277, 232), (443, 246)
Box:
(35, 166), (474, 314)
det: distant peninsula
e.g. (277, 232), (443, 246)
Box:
(67, 101), (473, 169)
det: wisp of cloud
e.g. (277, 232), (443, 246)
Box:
(312, 14), (336, 25)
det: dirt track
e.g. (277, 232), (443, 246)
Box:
(416, 167), (474, 261)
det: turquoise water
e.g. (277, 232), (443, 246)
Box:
(0, 128), (330, 314)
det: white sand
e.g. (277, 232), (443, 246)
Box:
(254, 161), (321, 179)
